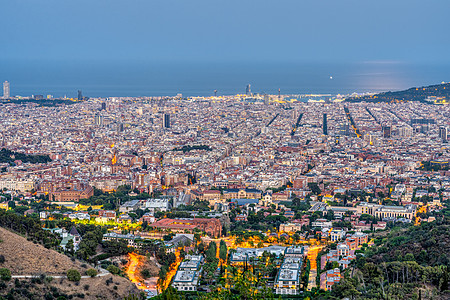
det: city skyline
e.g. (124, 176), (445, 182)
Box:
(1, 1), (450, 99)
(0, 1), (449, 299)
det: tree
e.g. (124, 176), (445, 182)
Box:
(331, 278), (361, 299)
(326, 210), (335, 221)
(102, 239), (131, 256)
(219, 240), (227, 261)
(86, 268), (98, 277)
(308, 182), (322, 195)
(198, 242), (205, 253)
(163, 233), (175, 241)
(107, 264), (121, 275)
(67, 269), (81, 282)
(0, 268), (11, 281)
(141, 269), (151, 279)
(66, 239), (74, 255)
(205, 241), (217, 262)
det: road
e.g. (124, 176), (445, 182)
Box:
(12, 267), (110, 279)
(125, 253), (147, 290)
(306, 245), (324, 291)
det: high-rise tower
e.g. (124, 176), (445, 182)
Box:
(383, 126), (391, 138)
(163, 113), (170, 129)
(77, 90), (83, 101)
(323, 113), (328, 135)
(246, 84), (251, 96)
(264, 94), (269, 105)
(94, 114), (103, 126)
(3, 81), (10, 98)
(439, 126), (448, 142)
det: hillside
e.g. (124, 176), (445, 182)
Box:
(0, 226), (139, 299)
(0, 227), (86, 275)
(345, 82), (450, 103)
(367, 221), (450, 266)
(329, 217), (450, 300)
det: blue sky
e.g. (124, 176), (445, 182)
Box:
(2, 0), (450, 64)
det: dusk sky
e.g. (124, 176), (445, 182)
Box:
(2, 0), (450, 64)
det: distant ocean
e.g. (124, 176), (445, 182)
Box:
(1, 60), (449, 98)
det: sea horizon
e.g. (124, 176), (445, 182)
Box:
(1, 60), (449, 98)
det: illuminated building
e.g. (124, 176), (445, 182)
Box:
(275, 251), (305, 295)
(50, 185), (94, 202)
(222, 188), (262, 200)
(0, 178), (35, 192)
(357, 202), (416, 220)
(102, 232), (142, 247)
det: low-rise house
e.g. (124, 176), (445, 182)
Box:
(165, 234), (194, 253)
(330, 229), (346, 242)
(235, 214), (247, 222)
(144, 198), (170, 212)
(311, 219), (332, 229)
(141, 212), (156, 224)
(118, 214), (133, 224)
(102, 232), (142, 247)
(275, 255), (304, 295)
(284, 246), (307, 258)
(172, 270), (200, 292)
(68, 212), (90, 221)
(325, 268), (341, 291)
(56, 226), (82, 251)
(172, 255), (203, 292)
(119, 200), (141, 213)
(96, 210), (116, 223)
(337, 243), (350, 256)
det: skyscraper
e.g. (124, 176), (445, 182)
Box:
(94, 114), (103, 126)
(383, 126), (391, 138)
(163, 113), (170, 129)
(338, 123), (350, 136)
(77, 90), (83, 101)
(323, 113), (328, 135)
(264, 94), (269, 105)
(439, 126), (448, 142)
(246, 84), (251, 96)
(101, 102), (106, 110)
(3, 81), (10, 98)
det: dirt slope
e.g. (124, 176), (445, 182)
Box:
(0, 226), (139, 299)
(0, 226), (85, 275)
